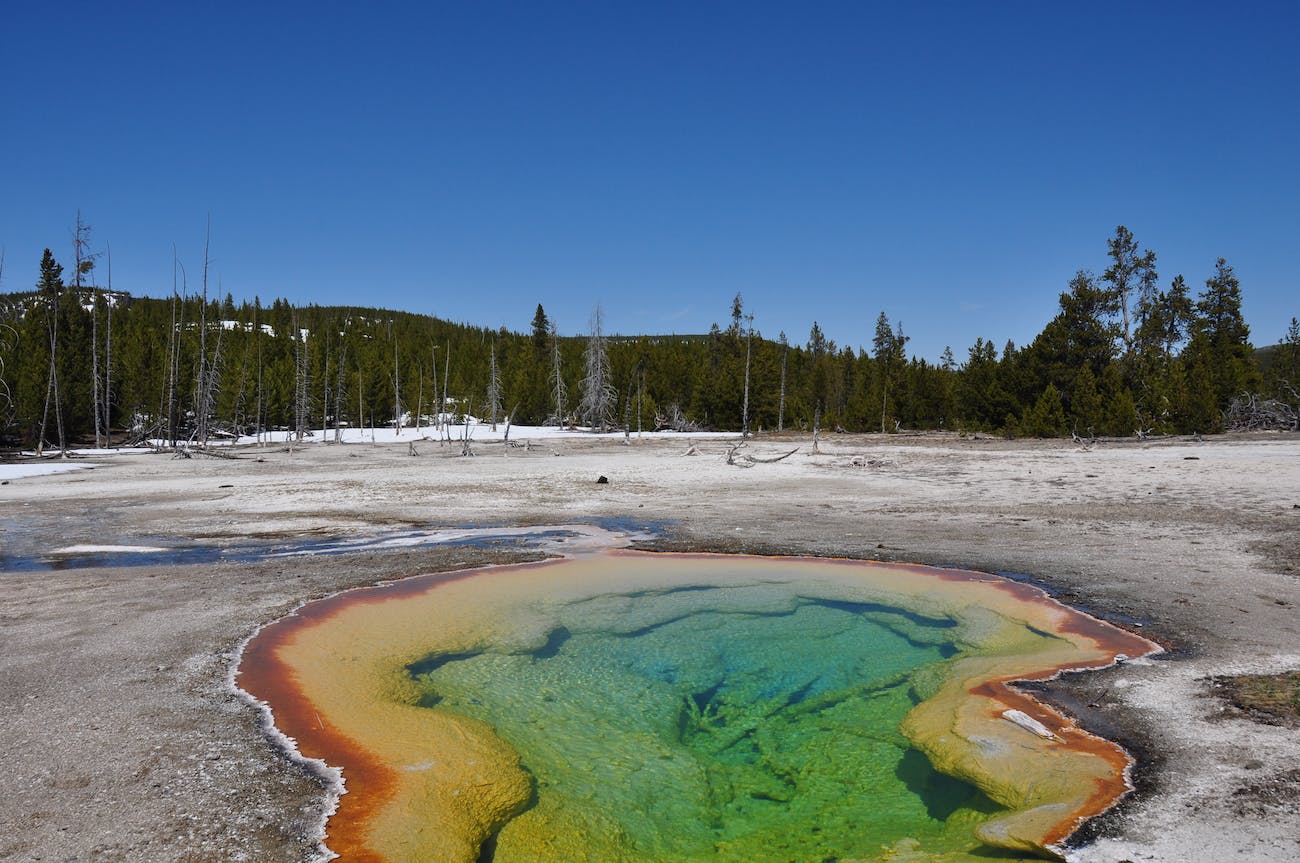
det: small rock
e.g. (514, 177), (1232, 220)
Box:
(596, 475), (609, 484)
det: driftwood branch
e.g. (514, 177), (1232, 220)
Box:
(726, 443), (799, 467)
(655, 402), (699, 432)
(1224, 392), (1298, 432)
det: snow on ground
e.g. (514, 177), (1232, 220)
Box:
(0, 462), (103, 481)
(50, 544), (169, 554)
(166, 422), (736, 447)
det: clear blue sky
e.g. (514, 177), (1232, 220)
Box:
(2, 1), (1297, 360)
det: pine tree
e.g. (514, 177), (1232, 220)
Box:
(1270, 318), (1300, 400)
(1021, 383), (1067, 437)
(1069, 364), (1104, 434)
(1187, 258), (1258, 412)
(777, 331), (788, 432)
(872, 312), (901, 432)
(36, 249), (67, 454)
(531, 304), (549, 353)
(1102, 225), (1155, 352)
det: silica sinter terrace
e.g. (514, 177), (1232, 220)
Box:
(238, 552), (1158, 863)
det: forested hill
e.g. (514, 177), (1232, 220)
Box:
(2, 226), (1299, 450)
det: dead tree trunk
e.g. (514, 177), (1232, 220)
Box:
(293, 310), (309, 444)
(550, 322), (566, 427)
(254, 302), (264, 445)
(195, 221), (211, 447)
(103, 242), (114, 447)
(441, 341), (450, 440)
(579, 305), (616, 431)
(415, 363), (424, 435)
(393, 339), (402, 433)
(486, 341), (502, 431)
(322, 332), (330, 439)
(91, 282), (102, 449)
(741, 313), (753, 437)
(778, 335), (787, 433)
(163, 256), (183, 448)
(334, 344), (346, 443)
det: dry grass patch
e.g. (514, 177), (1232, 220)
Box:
(1216, 671), (1300, 725)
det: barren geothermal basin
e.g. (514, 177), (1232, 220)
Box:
(237, 551), (1158, 863)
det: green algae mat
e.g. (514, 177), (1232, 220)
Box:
(239, 551), (1158, 863)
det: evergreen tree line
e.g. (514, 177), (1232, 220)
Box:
(1, 225), (1297, 451)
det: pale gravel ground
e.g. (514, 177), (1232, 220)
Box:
(1, 431), (1298, 862)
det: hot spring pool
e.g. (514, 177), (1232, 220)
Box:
(238, 551), (1157, 862)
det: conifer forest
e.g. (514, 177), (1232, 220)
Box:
(1, 223), (1297, 451)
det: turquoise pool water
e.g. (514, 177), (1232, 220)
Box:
(410, 586), (1013, 862)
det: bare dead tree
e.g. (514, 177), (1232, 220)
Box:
(741, 312), (754, 437)
(334, 342), (347, 443)
(356, 365), (365, 443)
(429, 338), (439, 434)
(194, 222), (213, 446)
(415, 362), (424, 435)
(103, 242), (114, 447)
(203, 303), (226, 442)
(69, 213), (106, 449)
(441, 341), (450, 440)
(392, 338), (403, 433)
(486, 340), (502, 431)
(778, 331), (788, 433)
(0, 247), (12, 432)
(232, 308), (254, 436)
(0, 324), (14, 435)
(549, 321), (566, 427)
(0, 248), (8, 432)
(255, 301), (264, 445)
(459, 398), (476, 456)
(623, 374), (634, 445)
(322, 331), (331, 438)
(579, 304), (616, 431)
(293, 310), (310, 444)
(0, 268), (14, 432)
(503, 401), (520, 447)
(160, 253), (184, 447)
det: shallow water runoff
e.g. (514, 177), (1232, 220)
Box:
(239, 551), (1158, 863)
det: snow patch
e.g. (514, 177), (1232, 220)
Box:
(51, 544), (169, 555)
(0, 462), (102, 480)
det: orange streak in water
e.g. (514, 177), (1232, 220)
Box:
(237, 561), (562, 861)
